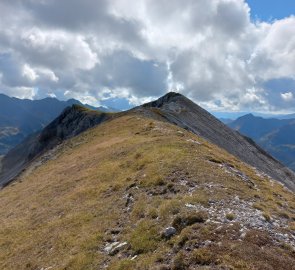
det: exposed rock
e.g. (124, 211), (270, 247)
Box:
(124, 193), (134, 207)
(219, 163), (256, 188)
(104, 241), (128, 256)
(104, 242), (119, 254)
(185, 198), (295, 248)
(162, 227), (177, 239)
(186, 138), (202, 145)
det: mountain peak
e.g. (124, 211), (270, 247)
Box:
(244, 113), (255, 118)
(142, 92), (184, 108)
(233, 113), (255, 120)
(161, 91), (183, 99)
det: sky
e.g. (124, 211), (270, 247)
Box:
(246, 0), (295, 21)
(0, 0), (294, 113)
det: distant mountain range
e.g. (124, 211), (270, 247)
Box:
(212, 111), (295, 120)
(229, 114), (295, 171)
(0, 94), (112, 155)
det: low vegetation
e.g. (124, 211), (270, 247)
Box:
(0, 113), (295, 269)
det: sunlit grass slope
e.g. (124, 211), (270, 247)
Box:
(0, 113), (295, 269)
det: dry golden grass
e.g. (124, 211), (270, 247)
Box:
(0, 113), (294, 269)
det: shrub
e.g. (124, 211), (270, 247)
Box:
(288, 221), (295, 231)
(253, 203), (265, 211)
(262, 212), (271, 222)
(186, 211), (208, 224)
(278, 211), (290, 219)
(226, 213), (235, 221)
(244, 230), (272, 247)
(108, 259), (136, 270)
(172, 252), (186, 270)
(129, 220), (161, 254)
(159, 199), (182, 219)
(154, 177), (166, 186)
(172, 211), (208, 232)
(147, 207), (158, 219)
(192, 248), (215, 265)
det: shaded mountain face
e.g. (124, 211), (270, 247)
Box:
(0, 94), (111, 155)
(229, 114), (295, 171)
(1, 108), (295, 269)
(0, 105), (112, 187)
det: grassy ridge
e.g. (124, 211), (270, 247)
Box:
(0, 114), (295, 269)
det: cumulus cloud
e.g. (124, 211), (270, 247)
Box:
(0, 0), (294, 112)
(281, 92), (294, 102)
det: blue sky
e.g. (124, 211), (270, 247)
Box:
(247, 0), (295, 21)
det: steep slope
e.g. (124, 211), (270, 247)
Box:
(135, 92), (295, 191)
(0, 94), (111, 155)
(0, 113), (295, 270)
(229, 114), (295, 172)
(0, 105), (113, 187)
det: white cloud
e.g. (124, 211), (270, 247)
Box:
(38, 68), (59, 82)
(249, 17), (295, 81)
(22, 64), (38, 81)
(20, 28), (99, 70)
(0, 0), (294, 112)
(281, 92), (294, 102)
(0, 85), (36, 99)
(47, 92), (57, 98)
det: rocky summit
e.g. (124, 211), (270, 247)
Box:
(0, 93), (295, 269)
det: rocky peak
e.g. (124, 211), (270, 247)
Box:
(142, 92), (184, 108)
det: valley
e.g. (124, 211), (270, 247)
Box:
(229, 114), (295, 172)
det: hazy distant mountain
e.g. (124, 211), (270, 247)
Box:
(219, 118), (234, 124)
(213, 111), (295, 121)
(0, 94), (112, 155)
(228, 114), (292, 140)
(277, 113), (295, 120)
(229, 114), (295, 171)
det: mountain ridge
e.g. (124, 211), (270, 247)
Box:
(1, 92), (295, 192)
(1, 105), (295, 269)
(136, 92), (295, 191)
